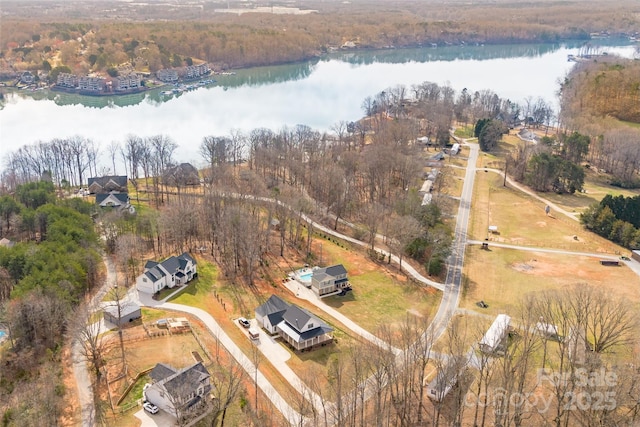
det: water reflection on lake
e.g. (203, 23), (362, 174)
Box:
(0, 40), (636, 167)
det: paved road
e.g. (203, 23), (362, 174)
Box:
(427, 141), (479, 341)
(72, 254), (118, 427)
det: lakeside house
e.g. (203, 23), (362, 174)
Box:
(113, 73), (141, 91)
(157, 68), (179, 83)
(78, 76), (106, 93)
(57, 72), (78, 88)
(185, 63), (210, 79)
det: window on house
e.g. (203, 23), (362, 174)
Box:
(308, 323), (314, 329)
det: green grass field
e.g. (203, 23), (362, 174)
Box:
(315, 235), (441, 336)
(469, 171), (625, 254)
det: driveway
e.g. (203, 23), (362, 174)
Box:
(133, 408), (176, 427)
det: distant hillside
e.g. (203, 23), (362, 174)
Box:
(561, 56), (640, 124)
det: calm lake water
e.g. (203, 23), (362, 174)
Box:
(0, 40), (636, 169)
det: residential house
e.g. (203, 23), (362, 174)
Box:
(78, 76), (106, 92)
(184, 63), (210, 79)
(255, 295), (289, 334)
(57, 72), (78, 88)
(310, 264), (349, 297)
(95, 191), (131, 210)
(144, 362), (211, 418)
(136, 252), (197, 294)
(103, 301), (141, 326)
(163, 163), (201, 187)
(20, 71), (35, 84)
(87, 175), (128, 194)
(276, 303), (333, 351)
(157, 68), (179, 82)
(113, 73), (141, 91)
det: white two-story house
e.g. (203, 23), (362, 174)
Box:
(136, 253), (197, 294)
(276, 303), (333, 351)
(310, 264), (350, 297)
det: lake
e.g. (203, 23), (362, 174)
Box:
(0, 40), (636, 169)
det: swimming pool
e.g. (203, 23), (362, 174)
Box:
(298, 272), (312, 282)
(0, 330), (6, 340)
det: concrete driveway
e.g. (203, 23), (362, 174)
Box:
(236, 318), (291, 362)
(133, 407), (176, 427)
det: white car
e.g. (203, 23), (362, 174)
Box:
(143, 401), (159, 414)
(238, 317), (250, 328)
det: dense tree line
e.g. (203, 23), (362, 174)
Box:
(561, 57), (640, 126)
(581, 194), (640, 248)
(0, 182), (101, 425)
(506, 132), (589, 194)
(559, 57), (640, 187)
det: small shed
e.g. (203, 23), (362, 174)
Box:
(103, 302), (141, 326)
(450, 143), (460, 155)
(488, 225), (498, 234)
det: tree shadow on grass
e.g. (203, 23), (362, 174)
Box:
(322, 291), (356, 309)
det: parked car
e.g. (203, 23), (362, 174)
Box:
(238, 317), (250, 328)
(143, 402), (159, 414)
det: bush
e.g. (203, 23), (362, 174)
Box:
(426, 257), (445, 276)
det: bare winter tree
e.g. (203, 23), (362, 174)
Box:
(68, 301), (108, 380)
(207, 357), (245, 427)
(386, 215), (422, 271)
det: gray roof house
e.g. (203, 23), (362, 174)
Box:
(95, 192), (132, 212)
(310, 264), (350, 297)
(163, 163), (201, 187)
(255, 295), (290, 334)
(144, 362), (211, 418)
(87, 175), (128, 194)
(277, 304), (333, 351)
(136, 253), (197, 294)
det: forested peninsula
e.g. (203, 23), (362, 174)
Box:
(1, 0), (639, 74)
